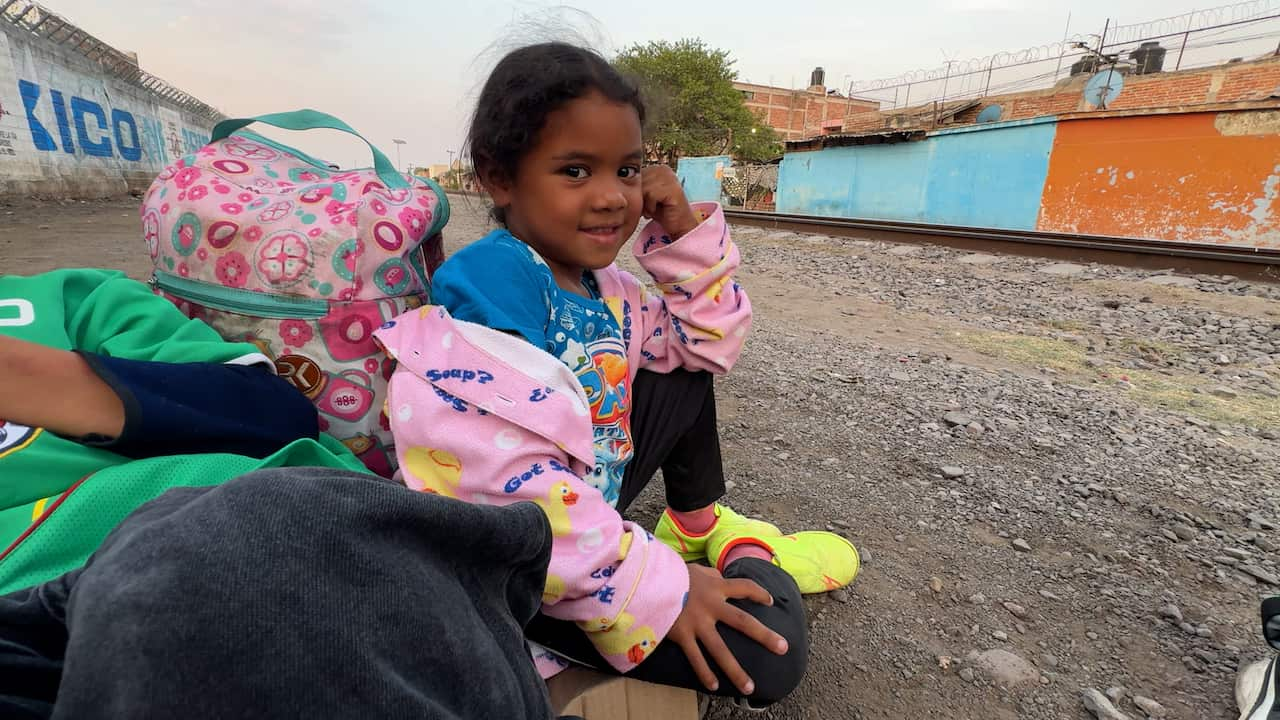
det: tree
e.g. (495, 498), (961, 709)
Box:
(438, 165), (476, 192)
(614, 39), (781, 165)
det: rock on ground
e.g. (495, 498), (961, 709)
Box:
(1082, 688), (1135, 720)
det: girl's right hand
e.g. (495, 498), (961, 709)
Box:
(666, 564), (789, 695)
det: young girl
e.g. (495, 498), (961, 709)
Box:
(373, 42), (858, 708)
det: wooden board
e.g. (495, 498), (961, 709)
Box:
(549, 668), (698, 720)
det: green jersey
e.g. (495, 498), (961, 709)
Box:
(0, 269), (364, 593)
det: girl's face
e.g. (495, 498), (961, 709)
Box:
(488, 91), (644, 294)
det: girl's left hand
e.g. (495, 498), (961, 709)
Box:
(640, 165), (699, 241)
(667, 563), (787, 695)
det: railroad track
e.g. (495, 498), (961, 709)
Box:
(723, 210), (1280, 282)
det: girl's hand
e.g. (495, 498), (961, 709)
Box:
(640, 165), (699, 241)
(665, 563), (789, 695)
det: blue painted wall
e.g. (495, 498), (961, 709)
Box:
(924, 121), (1057, 228)
(777, 148), (855, 218)
(777, 142), (934, 221)
(777, 118), (1058, 230)
(676, 155), (730, 203)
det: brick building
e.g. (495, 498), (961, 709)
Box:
(734, 73), (880, 140)
(840, 54), (1280, 135)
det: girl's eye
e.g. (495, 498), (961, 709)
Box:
(618, 166), (640, 179)
(562, 166), (589, 179)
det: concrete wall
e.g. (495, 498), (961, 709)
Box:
(925, 120), (1057, 229)
(1039, 110), (1280, 246)
(778, 107), (1280, 248)
(777, 119), (1056, 229)
(676, 155), (731, 204)
(0, 25), (216, 199)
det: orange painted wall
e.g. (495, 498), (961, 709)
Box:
(1037, 111), (1280, 247)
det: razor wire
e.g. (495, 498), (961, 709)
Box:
(1105, 0), (1280, 46)
(1, 0), (225, 122)
(848, 36), (1096, 93)
(849, 0), (1280, 100)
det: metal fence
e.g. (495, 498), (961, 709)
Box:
(722, 163), (778, 211)
(847, 0), (1280, 112)
(1, 0), (225, 122)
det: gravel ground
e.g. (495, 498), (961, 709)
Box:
(5, 196), (1279, 720)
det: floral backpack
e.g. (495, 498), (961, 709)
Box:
(141, 110), (448, 477)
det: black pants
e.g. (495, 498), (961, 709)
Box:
(617, 368), (728, 514)
(0, 469), (555, 720)
(531, 369), (809, 707)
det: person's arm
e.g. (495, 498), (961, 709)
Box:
(376, 310), (786, 689)
(0, 334), (124, 439)
(628, 167), (752, 375)
(627, 203), (752, 374)
(77, 352), (319, 459)
(0, 270), (318, 458)
(0, 333), (319, 458)
(374, 309), (689, 672)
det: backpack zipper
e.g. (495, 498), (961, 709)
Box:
(151, 271), (329, 319)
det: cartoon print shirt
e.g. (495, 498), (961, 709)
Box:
(431, 233), (635, 505)
(0, 269), (362, 592)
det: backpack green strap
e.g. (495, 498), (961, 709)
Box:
(211, 109), (407, 189)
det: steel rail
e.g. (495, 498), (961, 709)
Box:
(723, 209), (1280, 280)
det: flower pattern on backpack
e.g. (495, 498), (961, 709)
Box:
(143, 124), (448, 477)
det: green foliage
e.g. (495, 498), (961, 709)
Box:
(438, 166), (472, 191)
(614, 39), (782, 164)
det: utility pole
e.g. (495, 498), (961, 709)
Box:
(1053, 11), (1072, 81)
(939, 59), (957, 105)
(1176, 11), (1196, 70)
(392, 138), (406, 174)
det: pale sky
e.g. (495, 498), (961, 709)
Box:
(44, 0), (1272, 169)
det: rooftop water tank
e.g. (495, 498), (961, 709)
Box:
(1130, 41), (1167, 75)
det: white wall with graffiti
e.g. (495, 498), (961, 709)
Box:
(0, 22), (218, 199)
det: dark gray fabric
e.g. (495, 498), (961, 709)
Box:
(0, 468), (555, 720)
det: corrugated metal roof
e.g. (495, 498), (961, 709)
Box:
(785, 98), (984, 150)
(784, 129), (927, 151)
